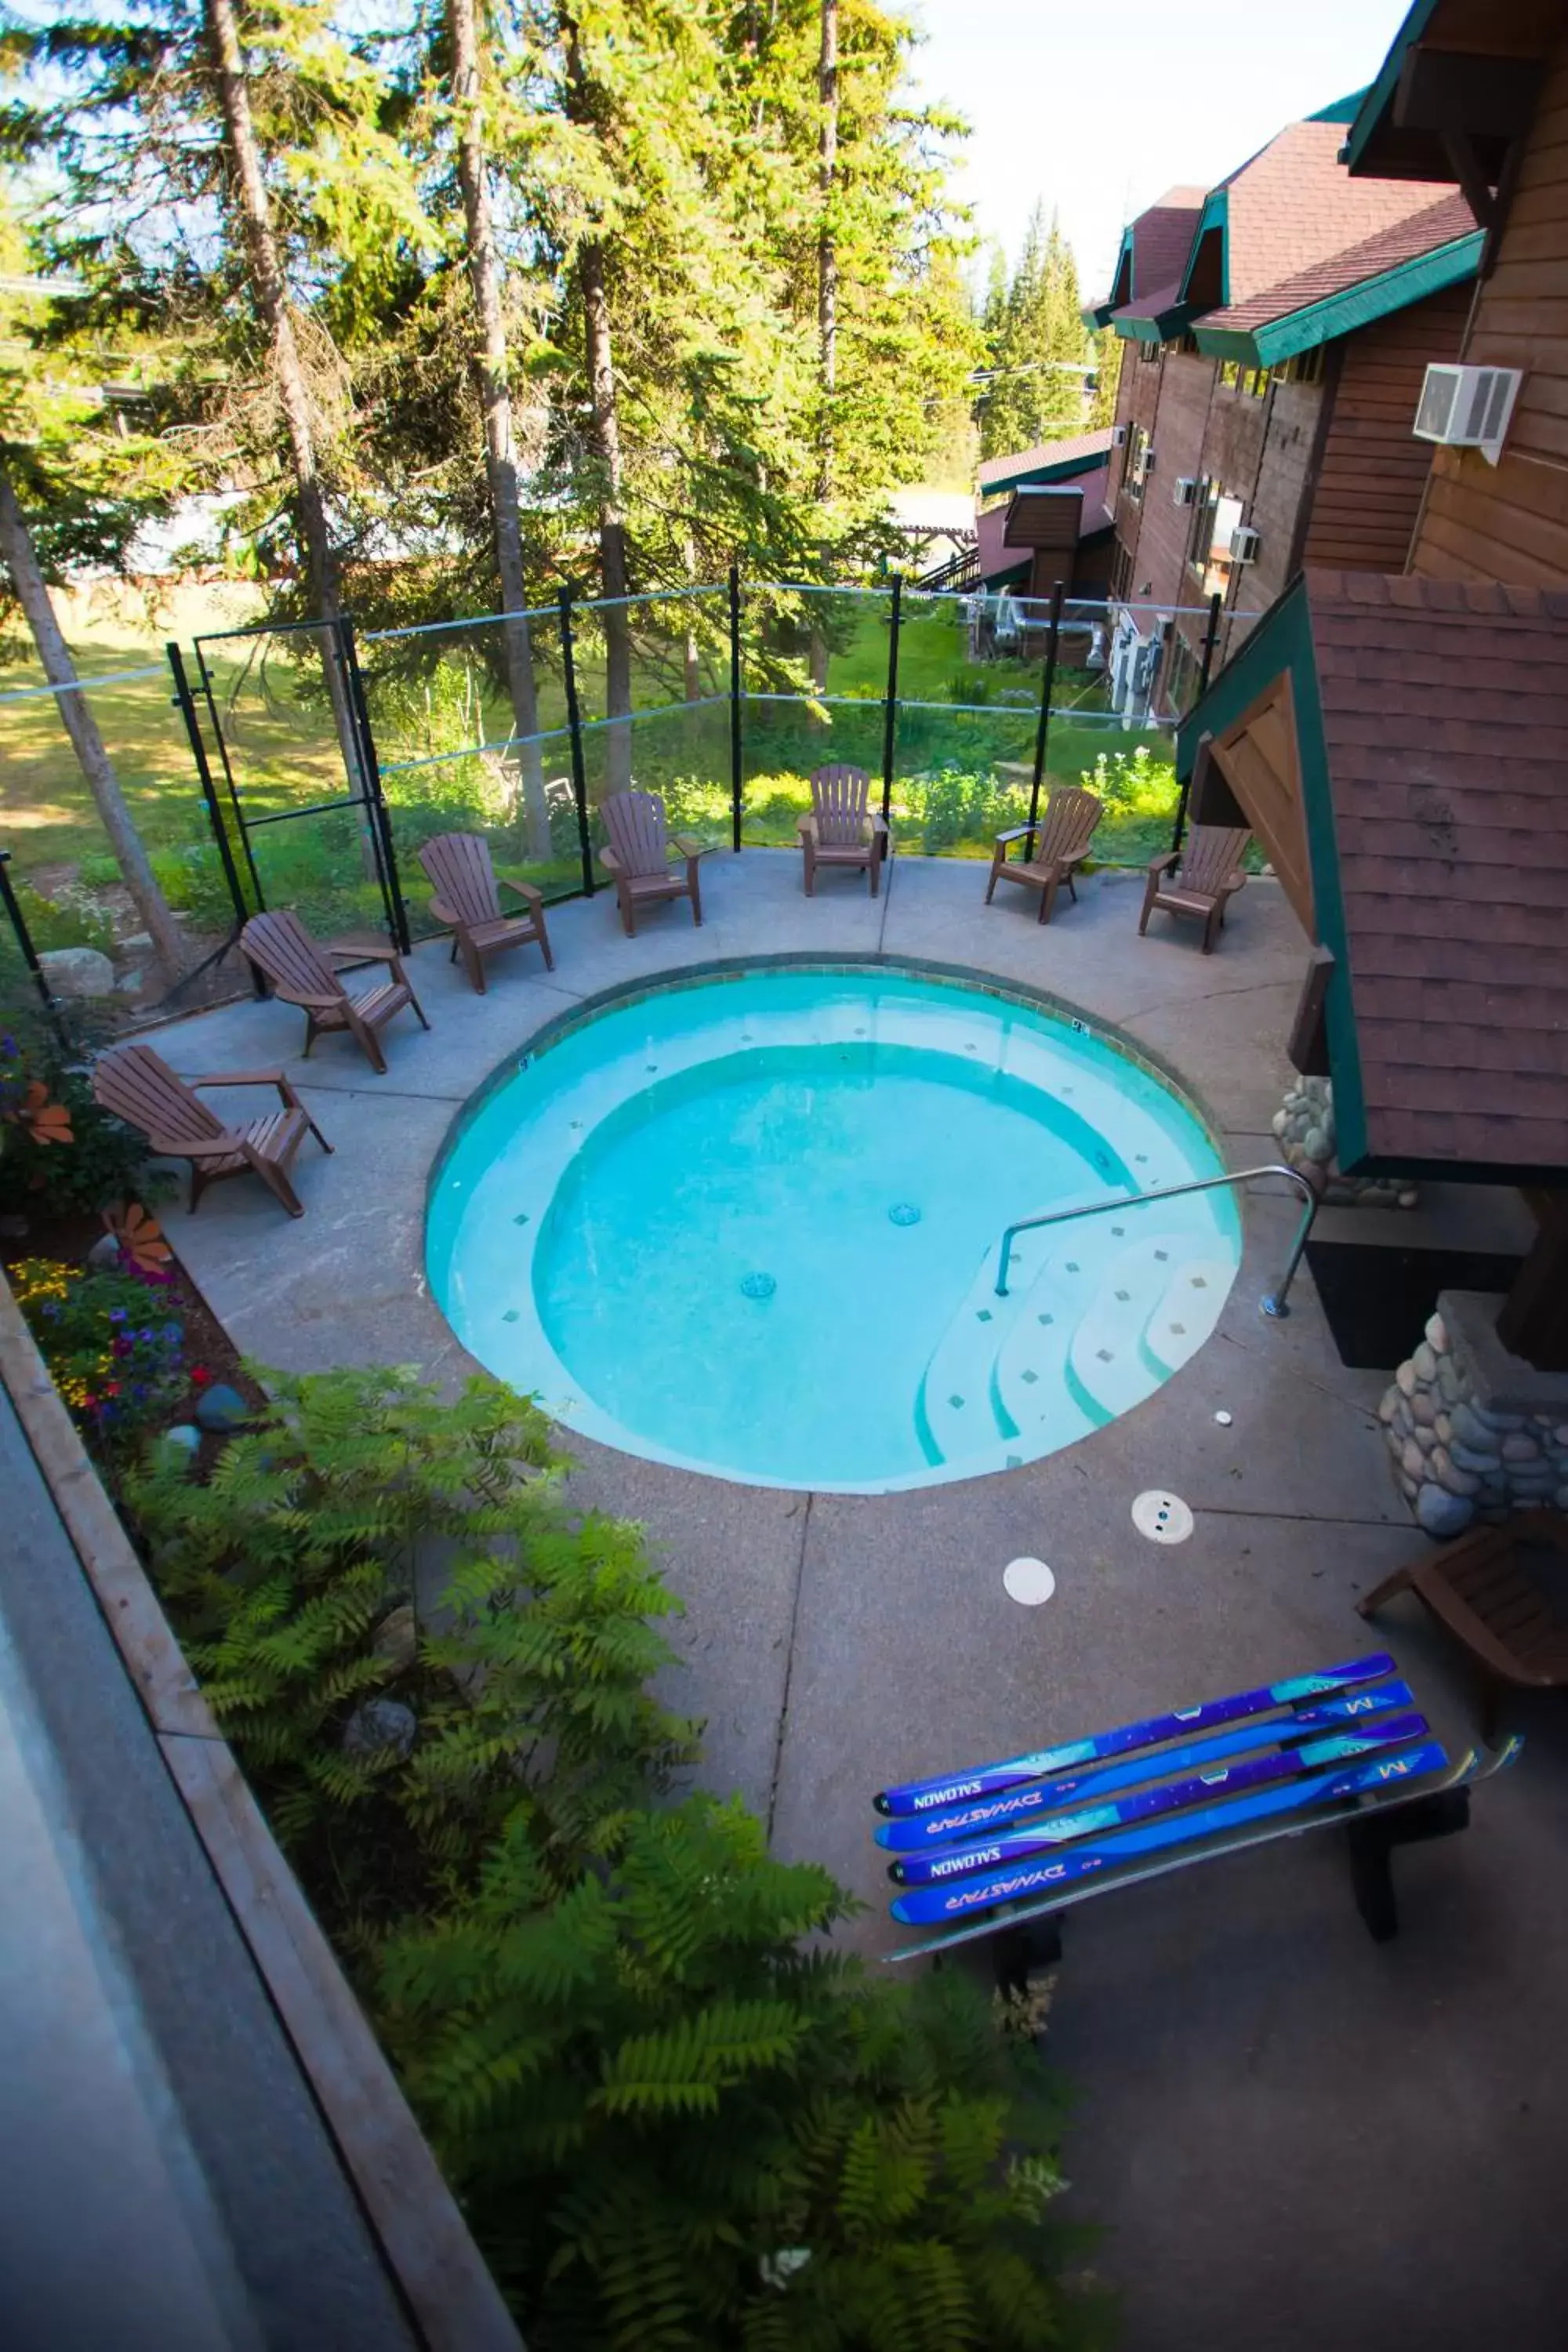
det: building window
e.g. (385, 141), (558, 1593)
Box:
(1218, 359), (1271, 398)
(1165, 628), (1201, 719)
(1138, 339), (1161, 365)
(1109, 538), (1134, 604)
(1124, 425), (1152, 501)
(1277, 344), (1326, 387)
(1176, 330), (1202, 356)
(1188, 478), (1244, 600)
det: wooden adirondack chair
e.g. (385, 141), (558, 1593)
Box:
(799, 765), (889, 897)
(239, 910), (429, 1073)
(417, 832), (554, 993)
(93, 1043), (332, 1218)
(598, 790), (704, 937)
(1140, 825), (1250, 954)
(985, 786), (1104, 924)
(1359, 1512), (1568, 1740)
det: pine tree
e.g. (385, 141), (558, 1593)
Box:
(980, 204), (1091, 460)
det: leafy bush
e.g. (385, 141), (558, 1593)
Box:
(11, 1254), (186, 1439)
(906, 764), (1029, 855)
(13, 880), (114, 957)
(0, 1026), (160, 1215)
(151, 840), (246, 930)
(1077, 744), (1178, 818)
(129, 1363), (1105, 2349)
(78, 851), (123, 889)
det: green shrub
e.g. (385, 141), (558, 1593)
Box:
(13, 880), (114, 957)
(151, 840), (246, 929)
(78, 850), (123, 888)
(0, 1026), (161, 1216)
(129, 1363), (1105, 2349)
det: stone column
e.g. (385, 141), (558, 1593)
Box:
(1379, 1291), (1568, 1538)
(1272, 1076), (1417, 1209)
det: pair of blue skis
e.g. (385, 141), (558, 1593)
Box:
(873, 1653), (1450, 1929)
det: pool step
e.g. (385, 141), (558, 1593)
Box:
(917, 1229), (1232, 1468)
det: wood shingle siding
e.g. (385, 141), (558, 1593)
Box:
(1413, 27), (1568, 581)
(1302, 285), (1470, 572)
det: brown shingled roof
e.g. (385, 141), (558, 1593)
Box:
(1200, 191), (1477, 336)
(1132, 189), (1207, 298)
(1219, 121), (1458, 307)
(1306, 569), (1568, 1173)
(976, 428), (1112, 492)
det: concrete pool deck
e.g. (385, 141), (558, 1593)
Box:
(140, 848), (1567, 2350)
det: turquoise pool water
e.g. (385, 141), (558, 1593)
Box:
(426, 966), (1241, 1491)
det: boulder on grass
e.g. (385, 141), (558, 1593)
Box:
(342, 1697), (417, 1760)
(38, 946), (114, 999)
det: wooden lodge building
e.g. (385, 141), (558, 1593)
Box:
(1175, 0), (1568, 1392)
(1088, 106), (1483, 718)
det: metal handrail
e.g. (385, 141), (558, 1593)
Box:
(993, 1161), (1319, 1318)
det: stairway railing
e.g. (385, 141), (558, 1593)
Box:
(993, 1162), (1318, 1317)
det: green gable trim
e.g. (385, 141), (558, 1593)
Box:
(1308, 87), (1371, 124)
(977, 555), (1032, 589)
(1112, 302), (1196, 344)
(1175, 579), (1370, 1162)
(1178, 187), (1229, 306)
(1192, 230), (1483, 368)
(980, 447), (1107, 498)
(1340, 0), (1440, 171)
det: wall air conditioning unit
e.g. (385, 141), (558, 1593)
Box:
(1230, 524), (1261, 564)
(1142, 445), (1156, 472)
(1173, 476), (1199, 506)
(1112, 423), (1129, 447)
(1413, 364), (1522, 466)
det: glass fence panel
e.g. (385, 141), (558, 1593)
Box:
(579, 698), (734, 855)
(245, 803), (394, 942)
(739, 691), (887, 848)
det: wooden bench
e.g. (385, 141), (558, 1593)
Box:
(873, 1652), (1518, 1969)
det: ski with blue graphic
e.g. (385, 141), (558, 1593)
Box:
(875, 1681), (1417, 1853)
(889, 1740), (1449, 1926)
(888, 1715), (1429, 1886)
(873, 1653), (1398, 1817)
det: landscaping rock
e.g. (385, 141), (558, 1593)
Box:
(1429, 1448), (1479, 1497)
(194, 1381), (249, 1433)
(86, 1232), (122, 1271)
(1450, 1441), (1501, 1476)
(1396, 1362), (1417, 1398)
(1501, 1432), (1541, 1462)
(1425, 1312), (1447, 1353)
(371, 1605), (417, 1675)
(1448, 1400), (1493, 1453)
(154, 1425), (201, 1473)
(1400, 1439), (1425, 1481)
(38, 946), (114, 999)
(1410, 1389), (1437, 1428)
(1415, 1483), (1474, 1539)
(342, 1697), (417, 1759)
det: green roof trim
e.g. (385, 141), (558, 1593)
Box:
(1340, 0), (1440, 171)
(1192, 229), (1483, 368)
(1085, 226), (1135, 328)
(1308, 87), (1371, 124)
(1178, 187), (1229, 307)
(1112, 301), (1196, 345)
(976, 554), (1032, 589)
(980, 446), (1108, 498)
(1175, 580), (1369, 1163)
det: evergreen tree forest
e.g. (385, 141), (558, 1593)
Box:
(978, 201), (1116, 459)
(0, 1), (981, 647)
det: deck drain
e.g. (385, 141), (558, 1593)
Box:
(1132, 1490), (1193, 1545)
(739, 1272), (776, 1301)
(888, 1202), (921, 1227)
(1004, 1556), (1056, 1606)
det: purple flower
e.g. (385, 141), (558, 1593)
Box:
(110, 1308), (127, 1323)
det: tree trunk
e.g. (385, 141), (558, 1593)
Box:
(448, 0), (550, 858)
(810, 0), (839, 710)
(205, 0), (372, 863)
(0, 464), (183, 972)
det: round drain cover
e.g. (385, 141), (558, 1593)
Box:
(739, 1271), (776, 1301)
(1003, 1555), (1056, 1606)
(1132, 1490), (1194, 1544)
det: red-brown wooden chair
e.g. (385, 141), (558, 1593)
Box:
(799, 764), (889, 897)
(1358, 1512), (1568, 1740)
(93, 1043), (332, 1218)
(239, 909), (429, 1073)
(985, 786), (1104, 924)
(1140, 825), (1251, 953)
(416, 832), (554, 993)
(598, 790), (704, 937)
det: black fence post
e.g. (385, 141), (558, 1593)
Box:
(1026, 581), (1066, 853)
(559, 589), (595, 896)
(338, 620), (411, 955)
(192, 637), (265, 911)
(728, 563), (743, 852)
(167, 644), (249, 933)
(1171, 592), (1225, 855)
(881, 572), (902, 824)
(0, 848), (69, 1049)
